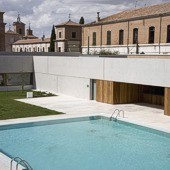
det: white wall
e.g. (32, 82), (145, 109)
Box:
(104, 58), (170, 87)
(82, 43), (170, 55)
(34, 55), (170, 99)
(57, 42), (65, 52)
(35, 73), (90, 99)
(12, 42), (50, 52)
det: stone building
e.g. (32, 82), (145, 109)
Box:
(82, 2), (170, 55)
(55, 20), (82, 52)
(5, 26), (22, 52)
(5, 13), (26, 52)
(6, 14), (39, 52)
(23, 24), (38, 40)
(13, 13), (25, 37)
(12, 36), (50, 52)
(0, 11), (6, 51)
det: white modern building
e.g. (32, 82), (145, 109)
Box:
(0, 53), (169, 116)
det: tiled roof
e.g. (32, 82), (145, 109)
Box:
(55, 20), (80, 27)
(87, 2), (170, 25)
(23, 35), (38, 39)
(13, 38), (50, 45)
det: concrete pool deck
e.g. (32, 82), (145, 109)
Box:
(1, 93), (170, 169)
(16, 94), (170, 132)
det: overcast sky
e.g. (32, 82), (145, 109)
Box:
(0, 0), (170, 37)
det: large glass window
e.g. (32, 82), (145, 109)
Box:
(107, 31), (111, 45)
(133, 28), (138, 44)
(119, 30), (124, 45)
(0, 73), (33, 86)
(0, 74), (3, 85)
(7, 73), (32, 86)
(149, 26), (155, 44)
(167, 25), (170, 43)
(92, 32), (96, 46)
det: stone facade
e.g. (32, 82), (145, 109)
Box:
(13, 13), (25, 37)
(82, 2), (170, 55)
(55, 20), (82, 52)
(5, 30), (22, 52)
(0, 12), (6, 51)
(5, 13), (26, 52)
(12, 37), (50, 52)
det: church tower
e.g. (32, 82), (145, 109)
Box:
(0, 11), (6, 51)
(13, 13), (25, 37)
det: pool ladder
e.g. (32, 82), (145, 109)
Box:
(10, 156), (33, 170)
(110, 109), (124, 121)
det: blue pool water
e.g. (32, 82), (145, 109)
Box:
(0, 117), (170, 170)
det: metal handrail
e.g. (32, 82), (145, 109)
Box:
(10, 157), (22, 170)
(110, 109), (119, 120)
(110, 109), (124, 120)
(16, 160), (33, 170)
(10, 156), (33, 170)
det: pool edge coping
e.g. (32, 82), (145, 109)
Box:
(0, 113), (170, 169)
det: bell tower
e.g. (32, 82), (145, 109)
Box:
(13, 13), (25, 37)
(0, 11), (6, 51)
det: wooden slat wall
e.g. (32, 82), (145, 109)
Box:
(164, 88), (170, 116)
(96, 80), (103, 102)
(143, 94), (164, 106)
(96, 80), (143, 104)
(96, 80), (167, 115)
(96, 80), (164, 107)
(113, 82), (120, 104)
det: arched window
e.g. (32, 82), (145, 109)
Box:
(133, 28), (138, 44)
(167, 25), (170, 43)
(119, 30), (124, 45)
(25, 48), (26, 52)
(38, 47), (39, 52)
(43, 47), (45, 52)
(20, 48), (22, 52)
(92, 32), (96, 46)
(149, 26), (155, 43)
(107, 31), (111, 45)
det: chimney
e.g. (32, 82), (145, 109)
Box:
(96, 12), (100, 23)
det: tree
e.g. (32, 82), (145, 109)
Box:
(49, 25), (56, 52)
(79, 16), (85, 24)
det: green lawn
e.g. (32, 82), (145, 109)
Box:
(0, 91), (64, 120)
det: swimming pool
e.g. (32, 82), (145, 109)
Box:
(0, 116), (170, 170)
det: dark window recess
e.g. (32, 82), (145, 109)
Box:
(59, 32), (62, 38)
(144, 86), (164, 96)
(149, 26), (155, 44)
(72, 32), (76, 38)
(19, 29), (22, 34)
(133, 28), (138, 44)
(167, 25), (170, 43)
(119, 30), (124, 45)
(107, 31), (111, 45)
(92, 32), (96, 46)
